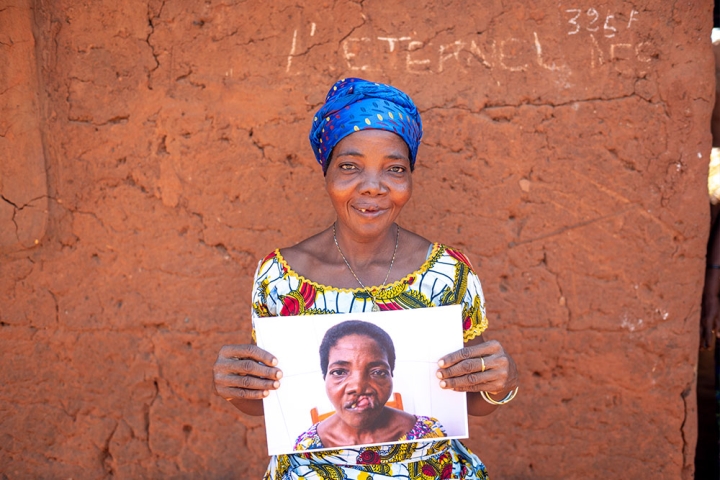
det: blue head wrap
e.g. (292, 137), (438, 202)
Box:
(309, 78), (423, 172)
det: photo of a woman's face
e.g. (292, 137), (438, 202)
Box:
(325, 334), (393, 429)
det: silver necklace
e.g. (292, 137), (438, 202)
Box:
(332, 223), (399, 312)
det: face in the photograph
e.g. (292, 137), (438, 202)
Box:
(325, 334), (393, 430)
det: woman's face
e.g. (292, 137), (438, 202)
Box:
(325, 334), (393, 430)
(325, 129), (412, 240)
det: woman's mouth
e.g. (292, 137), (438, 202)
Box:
(345, 396), (375, 411)
(353, 205), (385, 216)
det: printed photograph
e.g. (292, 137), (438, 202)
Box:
(254, 305), (468, 455)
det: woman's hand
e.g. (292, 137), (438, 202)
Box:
(436, 338), (518, 416)
(213, 344), (283, 415)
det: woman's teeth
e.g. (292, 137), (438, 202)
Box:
(348, 397), (372, 409)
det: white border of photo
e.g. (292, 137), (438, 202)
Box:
(254, 304), (469, 456)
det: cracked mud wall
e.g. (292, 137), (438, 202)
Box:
(0, 0), (48, 250)
(0, 0), (714, 478)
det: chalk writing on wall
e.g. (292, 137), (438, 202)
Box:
(286, 10), (649, 77)
(564, 8), (638, 37)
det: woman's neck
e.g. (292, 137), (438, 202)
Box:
(332, 222), (399, 270)
(318, 407), (412, 447)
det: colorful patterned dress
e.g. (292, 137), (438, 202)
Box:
(252, 243), (490, 480)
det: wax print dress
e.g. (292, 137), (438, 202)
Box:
(252, 243), (490, 480)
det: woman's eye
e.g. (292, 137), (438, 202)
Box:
(339, 163), (357, 170)
(388, 166), (406, 173)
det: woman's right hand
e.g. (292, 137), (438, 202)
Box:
(213, 344), (283, 411)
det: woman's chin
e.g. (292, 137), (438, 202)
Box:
(336, 406), (385, 431)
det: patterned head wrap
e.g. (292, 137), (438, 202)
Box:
(309, 78), (423, 172)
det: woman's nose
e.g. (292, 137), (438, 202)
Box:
(345, 371), (370, 393)
(357, 169), (387, 195)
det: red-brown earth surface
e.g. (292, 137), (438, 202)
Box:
(0, 0), (715, 478)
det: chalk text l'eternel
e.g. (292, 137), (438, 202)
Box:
(286, 9), (650, 78)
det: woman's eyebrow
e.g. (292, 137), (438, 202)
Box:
(328, 360), (351, 367)
(333, 149), (364, 158)
(367, 360), (390, 368)
(334, 150), (409, 161)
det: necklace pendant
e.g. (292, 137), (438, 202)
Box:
(371, 302), (380, 312)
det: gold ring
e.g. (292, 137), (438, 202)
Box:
(480, 357), (486, 373)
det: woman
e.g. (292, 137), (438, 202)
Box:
(294, 320), (447, 451)
(213, 78), (519, 479)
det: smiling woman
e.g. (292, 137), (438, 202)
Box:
(325, 130), (413, 243)
(292, 320), (447, 451)
(212, 78), (519, 480)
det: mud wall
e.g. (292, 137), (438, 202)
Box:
(0, 0), (714, 478)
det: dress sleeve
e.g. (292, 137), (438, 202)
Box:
(250, 251), (281, 342)
(437, 246), (489, 342)
(400, 416), (447, 440)
(293, 423), (322, 451)
(462, 269), (488, 342)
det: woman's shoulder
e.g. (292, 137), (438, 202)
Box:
(433, 243), (476, 270)
(403, 416), (447, 440)
(278, 229), (335, 277)
(253, 231), (477, 290)
(293, 422), (323, 451)
(254, 229), (331, 276)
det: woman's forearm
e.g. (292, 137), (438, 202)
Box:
(228, 398), (265, 416)
(468, 391), (499, 416)
(467, 387), (521, 416)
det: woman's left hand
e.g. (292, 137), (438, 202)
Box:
(436, 339), (518, 394)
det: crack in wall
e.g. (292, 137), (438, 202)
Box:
(1, 195), (20, 209)
(508, 205), (636, 248)
(420, 93), (667, 115)
(145, 0), (165, 83)
(101, 420), (119, 475)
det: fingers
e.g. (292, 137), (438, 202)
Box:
(214, 356), (282, 382)
(437, 340), (518, 393)
(437, 340), (502, 369)
(220, 344), (278, 367)
(213, 344), (283, 401)
(216, 344), (281, 379)
(438, 352), (505, 379)
(440, 372), (506, 392)
(437, 353), (509, 392)
(215, 373), (280, 400)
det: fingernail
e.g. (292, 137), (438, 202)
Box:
(271, 358), (278, 366)
(440, 380), (447, 389)
(273, 381), (280, 389)
(436, 371), (443, 379)
(263, 390), (270, 397)
(438, 359), (445, 367)
(276, 370), (283, 379)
